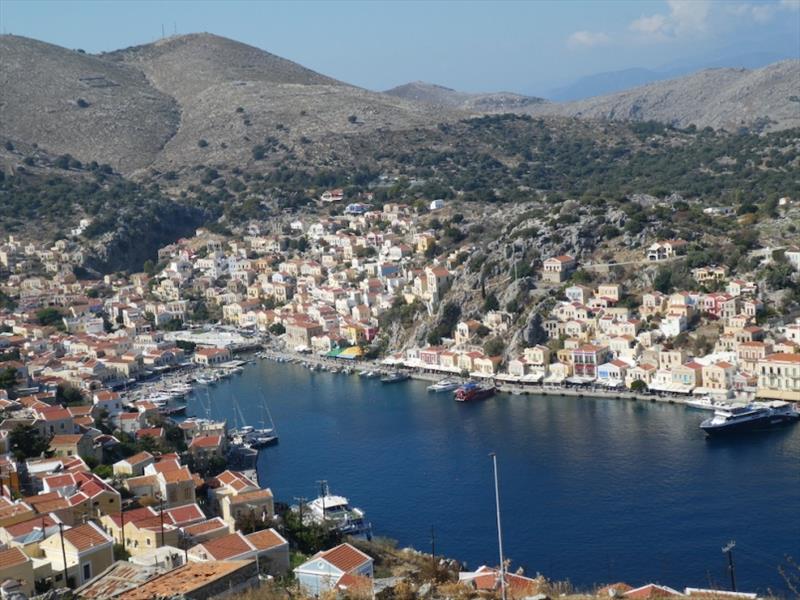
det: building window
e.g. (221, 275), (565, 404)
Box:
(82, 563), (91, 582)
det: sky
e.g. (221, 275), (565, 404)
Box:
(1, 0), (798, 95)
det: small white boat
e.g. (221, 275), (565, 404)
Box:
(301, 482), (372, 539)
(428, 377), (461, 393)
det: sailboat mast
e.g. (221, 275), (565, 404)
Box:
(490, 452), (507, 600)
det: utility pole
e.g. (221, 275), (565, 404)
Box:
(120, 506), (126, 555)
(294, 497), (307, 523)
(316, 480), (327, 521)
(58, 523), (69, 587)
(722, 540), (737, 592)
(430, 525), (436, 573)
(490, 453), (507, 600)
(158, 493), (165, 547)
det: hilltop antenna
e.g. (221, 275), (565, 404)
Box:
(173, 22), (177, 35)
(161, 24), (165, 39)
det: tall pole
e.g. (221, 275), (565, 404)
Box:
(159, 495), (165, 547)
(430, 525), (436, 573)
(722, 541), (737, 592)
(490, 453), (507, 600)
(58, 523), (69, 587)
(120, 507), (126, 554)
(316, 480), (327, 521)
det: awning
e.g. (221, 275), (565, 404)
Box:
(338, 347), (363, 359)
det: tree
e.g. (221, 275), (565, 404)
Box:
(0, 368), (17, 391)
(630, 379), (647, 392)
(347, 115), (358, 124)
(483, 293), (499, 312)
(113, 544), (131, 561)
(269, 323), (286, 335)
(197, 139), (208, 148)
(484, 337), (505, 357)
(653, 268), (673, 294)
(36, 307), (65, 330)
(56, 384), (84, 405)
(9, 424), (49, 460)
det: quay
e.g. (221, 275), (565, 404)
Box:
(257, 348), (699, 406)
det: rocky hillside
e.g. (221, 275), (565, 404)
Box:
(0, 33), (460, 177)
(2, 32), (797, 179)
(385, 81), (546, 112)
(529, 60), (800, 133)
(0, 35), (179, 173)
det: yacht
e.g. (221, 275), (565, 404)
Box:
(428, 377), (461, 393)
(685, 396), (732, 412)
(700, 402), (800, 436)
(381, 371), (410, 384)
(454, 381), (496, 402)
(303, 483), (372, 539)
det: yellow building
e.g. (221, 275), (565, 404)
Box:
(40, 522), (114, 588)
(757, 353), (800, 401)
(0, 547), (36, 595)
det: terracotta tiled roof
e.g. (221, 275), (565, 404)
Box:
(163, 503), (204, 526)
(122, 451), (154, 466)
(189, 435), (222, 449)
(195, 532), (252, 560)
(160, 466), (193, 484)
(182, 518), (227, 536)
(229, 489), (273, 505)
(117, 561), (254, 600)
(63, 522), (111, 552)
(320, 543), (371, 572)
(246, 528), (286, 551)
(0, 546), (29, 568)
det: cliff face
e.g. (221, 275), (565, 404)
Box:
(83, 199), (207, 273)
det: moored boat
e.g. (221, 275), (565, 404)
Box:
(454, 381), (496, 402)
(301, 483), (372, 540)
(428, 377), (461, 393)
(700, 402), (800, 436)
(381, 371), (410, 384)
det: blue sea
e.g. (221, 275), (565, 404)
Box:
(188, 360), (800, 595)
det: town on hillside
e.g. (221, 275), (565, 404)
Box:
(0, 191), (795, 598)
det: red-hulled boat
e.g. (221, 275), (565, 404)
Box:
(454, 381), (496, 402)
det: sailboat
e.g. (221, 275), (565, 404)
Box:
(240, 393), (278, 448)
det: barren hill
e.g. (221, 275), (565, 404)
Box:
(528, 61), (800, 132)
(0, 33), (458, 176)
(385, 81), (546, 112)
(102, 33), (342, 102)
(0, 35), (179, 172)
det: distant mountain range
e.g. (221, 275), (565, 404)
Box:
(1, 32), (797, 177)
(383, 81), (546, 112)
(547, 50), (792, 101)
(529, 60), (800, 132)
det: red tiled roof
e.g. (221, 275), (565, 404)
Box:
(195, 532), (252, 560)
(163, 503), (204, 526)
(189, 435), (222, 449)
(246, 528), (286, 551)
(0, 546), (29, 568)
(320, 543), (371, 572)
(62, 522), (110, 552)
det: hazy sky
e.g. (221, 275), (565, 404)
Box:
(2, 0), (798, 94)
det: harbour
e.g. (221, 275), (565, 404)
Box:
(187, 357), (800, 595)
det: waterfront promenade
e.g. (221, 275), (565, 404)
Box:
(258, 348), (701, 406)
